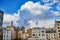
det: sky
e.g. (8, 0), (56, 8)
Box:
(0, 0), (60, 28)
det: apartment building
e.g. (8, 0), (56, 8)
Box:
(0, 10), (4, 28)
(7, 26), (16, 40)
(28, 27), (47, 40)
(3, 28), (11, 40)
(18, 31), (23, 39)
(27, 28), (32, 37)
(46, 28), (56, 40)
(0, 10), (4, 40)
(55, 21), (60, 40)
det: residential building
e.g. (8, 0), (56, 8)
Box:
(18, 31), (23, 39)
(0, 10), (4, 40)
(0, 10), (4, 28)
(28, 27), (47, 40)
(55, 20), (60, 40)
(21, 26), (25, 33)
(27, 28), (32, 37)
(3, 28), (11, 40)
(46, 28), (57, 40)
(23, 32), (29, 40)
(7, 26), (16, 40)
(0, 29), (3, 40)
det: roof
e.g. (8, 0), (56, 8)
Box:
(46, 30), (56, 33)
(3, 28), (11, 31)
(55, 20), (60, 23)
(32, 27), (45, 29)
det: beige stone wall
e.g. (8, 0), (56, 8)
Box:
(18, 31), (23, 38)
(27, 29), (32, 37)
(56, 22), (60, 40)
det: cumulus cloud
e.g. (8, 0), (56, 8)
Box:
(28, 20), (55, 28)
(21, 1), (51, 15)
(18, 1), (60, 28)
(3, 1), (60, 28)
(3, 11), (19, 27)
(53, 11), (60, 16)
(57, 2), (60, 11)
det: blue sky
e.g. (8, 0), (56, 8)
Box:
(0, 0), (42, 14)
(0, 0), (60, 28)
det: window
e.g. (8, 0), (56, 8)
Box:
(39, 34), (40, 36)
(42, 34), (45, 36)
(42, 31), (44, 33)
(4, 35), (5, 37)
(33, 34), (35, 36)
(59, 36), (60, 38)
(57, 24), (59, 26)
(59, 33), (60, 35)
(54, 34), (55, 36)
(58, 30), (60, 32)
(58, 27), (60, 29)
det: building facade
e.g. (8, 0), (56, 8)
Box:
(46, 28), (56, 40)
(3, 28), (11, 40)
(0, 10), (4, 28)
(28, 27), (47, 40)
(0, 10), (4, 40)
(18, 31), (23, 39)
(27, 28), (32, 37)
(55, 21), (60, 40)
(7, 26), (16, 40)
(21, 26), (25, 33)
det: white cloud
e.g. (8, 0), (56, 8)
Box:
(28, 19), (55, 28)
(21, 1), (51, 15)
(3, 10), (20, 27)
(53, 0), (58, 3)
(28, 20), (37, 28)
(20, 1), (60, 28)
(50, 10), (60, 16)
(53, 12), (60, 16)
(3, 1), (60, 28)
(44, 0), (59, 6)
(42, 0), (50, 3)
(57, 2), (60, 10)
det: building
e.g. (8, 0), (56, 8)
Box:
(0, 10), (4, 28)
(23, 32), (29, 40)
(27, 28), (32, 37)
(28, 27), (47, 40)
(55, 21), (60, 40)
(46, 28), (57, 40)
(7, 26), (16, 40)
(0, 29), (3, 40)
(3, 28), (11, 40)
(18, 31), (23, 39)
(21, 26), (25, 33)
(0, 10), (4, 40)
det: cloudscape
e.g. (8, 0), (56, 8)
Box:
(0, 0), (60, 28)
